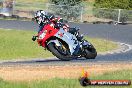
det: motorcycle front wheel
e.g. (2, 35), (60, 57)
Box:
(84, 44), (97, 59)
(48, 42), (73, 61)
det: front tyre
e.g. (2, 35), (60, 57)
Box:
(48, 42), (73, 61)
(84, 44), (97, 59)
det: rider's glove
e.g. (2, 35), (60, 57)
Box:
(57, 22), (62, 27)
(54, 22), (62, 29)
(32, 36), (36, 41)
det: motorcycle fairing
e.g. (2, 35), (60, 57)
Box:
(47, 39), (61, 47)
(54, 28), (79, 55)
(38, 24), (59, 47)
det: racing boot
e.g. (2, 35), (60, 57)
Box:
(76, 32), (84, 42)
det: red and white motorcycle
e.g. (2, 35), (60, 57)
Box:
(32, 23), (97, 61)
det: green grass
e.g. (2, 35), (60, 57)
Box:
(15, 3), (47, 11)
(0, 29), (53, 60)
(14, 0), (48, 11)
(0, 28), (118, 60)
(1, 0), (48, 11)
(84, 37), (118, 53)
(0, 69), (131, 88)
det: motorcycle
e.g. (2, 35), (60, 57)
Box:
(32, 23), (97, 61)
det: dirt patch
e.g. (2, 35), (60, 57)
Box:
(0, 62), (131, 82)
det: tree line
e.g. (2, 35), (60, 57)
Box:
(50, 0), (132, 10)
(94, 0), (132, 10)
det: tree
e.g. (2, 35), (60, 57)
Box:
(129, 0), (132, 9)
(93, 0), (132, 23)
(50, 0), (82, 6)
(94, 0), (132, 10)
(49, 0), (83, 22)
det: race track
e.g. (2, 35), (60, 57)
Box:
(0, 20), (132, 65)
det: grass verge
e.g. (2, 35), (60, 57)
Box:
(0, 69), (131, 88)
(0, 29), (53, 60)
(14, 0), (48, 11)
(0, 28), (118, 60)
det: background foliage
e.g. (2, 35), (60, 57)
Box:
(93, 0), (132, 22)
(50, 0), (82, 5)
(48, 0), (83, 22)
(94, 0), (132, 10)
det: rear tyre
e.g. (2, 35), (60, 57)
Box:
(48, 42), (73, 61)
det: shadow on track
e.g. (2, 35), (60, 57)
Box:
(1, 58), (90, 65)
(1, 53), (132, 66)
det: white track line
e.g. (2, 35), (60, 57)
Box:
(119, 42), (132, 53)
(99, 42), (132, 55)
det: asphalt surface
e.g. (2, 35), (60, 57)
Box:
(0, 20), (132, 65)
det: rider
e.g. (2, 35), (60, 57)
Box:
(32, 10), (83, 41)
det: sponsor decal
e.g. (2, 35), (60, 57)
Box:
(58, 32), (64, 37)
(79, 69), (131, 86)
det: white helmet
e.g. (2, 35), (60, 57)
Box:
(34, 10), (48, 24)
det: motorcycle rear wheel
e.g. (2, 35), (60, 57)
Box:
(48, 42), (73, 61)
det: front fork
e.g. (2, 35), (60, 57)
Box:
(79, 40), (92, 56)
